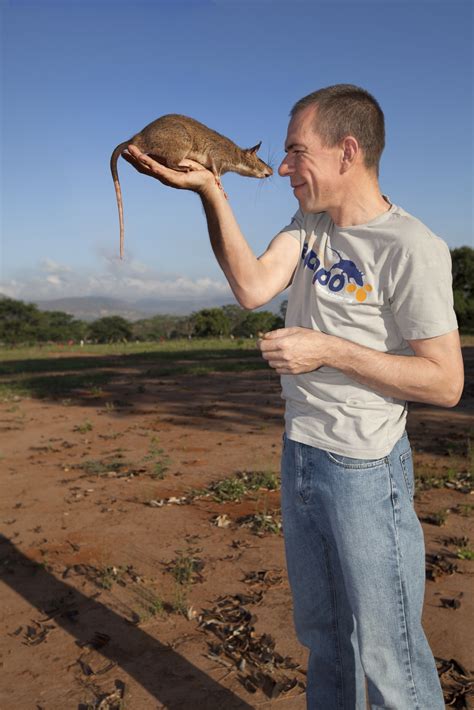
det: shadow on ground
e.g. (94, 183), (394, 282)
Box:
(0, 535), (253, 709)
(2, 346), (473, 447)
(0, 346), (283, 434)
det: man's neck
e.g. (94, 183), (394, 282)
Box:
(329, 176), (391, 228)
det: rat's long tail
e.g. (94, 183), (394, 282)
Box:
(110, 141), (130, 260)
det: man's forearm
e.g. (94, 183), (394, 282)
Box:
(199, 185), (262, 308)
(327, 335), (462, 407)
(123, 147), (287, 308)
(259, 327), (464, 408)
(199, 186), (299, 309)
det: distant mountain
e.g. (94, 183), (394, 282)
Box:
(34, 296), (149, 322)
(3, 293), (286, 321)
(131, 296), (235, 316)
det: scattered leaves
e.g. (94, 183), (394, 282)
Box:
(200, 594), (304, 699)
(426, 553), (459, 582)
(436, 657), (474, 708)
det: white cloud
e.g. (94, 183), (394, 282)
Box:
(45, 275), (63, 286)
(40, 259), (72, 274)
(0, 255), (232, 303)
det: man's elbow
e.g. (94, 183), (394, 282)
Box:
(235, 289), (269, 311)
(436, 378), (464, 408)
(236, 295), (259, 311)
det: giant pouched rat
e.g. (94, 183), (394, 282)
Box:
(110, 114), (273, 258)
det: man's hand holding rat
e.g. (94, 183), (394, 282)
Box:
(123, 146), (218, 196)
(258, 327), (333, 374)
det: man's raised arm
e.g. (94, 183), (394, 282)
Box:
(123, 146), (300, 309)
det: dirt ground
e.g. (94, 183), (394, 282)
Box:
(0, 346), (473, 709)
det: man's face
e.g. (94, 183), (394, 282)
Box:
(279, 106), (343, 213)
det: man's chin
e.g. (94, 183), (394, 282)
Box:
(296, 196), (319, 213)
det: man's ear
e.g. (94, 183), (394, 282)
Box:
(341, 136), (359, 172)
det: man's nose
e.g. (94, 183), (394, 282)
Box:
(278, 156), (291, 177)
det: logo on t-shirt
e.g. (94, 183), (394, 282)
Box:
(301, 243), (373, 302)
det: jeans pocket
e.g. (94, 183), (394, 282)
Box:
(400, 449), (415, 501)
(324, 450), (388, 470)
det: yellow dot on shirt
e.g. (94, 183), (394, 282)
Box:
(356, 288), (367, 302)
(364, 283), (373, 292)
(346, 284), (357, 293)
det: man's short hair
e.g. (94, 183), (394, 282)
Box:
(291, 84), (385, 174)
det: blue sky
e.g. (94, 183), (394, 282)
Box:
(1, 0), (473, 305)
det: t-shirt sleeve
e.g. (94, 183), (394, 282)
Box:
(278, 208), (305, 241)
(389, 237), (458, 340)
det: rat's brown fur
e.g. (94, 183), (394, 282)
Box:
(110, 114), (273, 258)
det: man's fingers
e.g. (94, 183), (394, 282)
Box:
(125, 146), (172, 177)
(262, 327), (301, 340)
(259, 343), (281, 357)
(121, 151), (154, 177)
(127, 145), (146, 160)
(262, 328), (286, 340)
(122, 148), (157, 172)
(126, 147), (203, 175)
(127, 147), (166, 174)
(268, 361), (293, 374)
(259, 338), (285, 354)
(123, 147), (214, 193)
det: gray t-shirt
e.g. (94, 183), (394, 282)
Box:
(280, 202), (458, 458)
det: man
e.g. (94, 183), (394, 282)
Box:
(125, 84), (464, 709)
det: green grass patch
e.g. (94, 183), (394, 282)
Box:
(0, 339), (258, 374)
(195, 470), (280, 503)
(423, 509), (450, 526)
(0, 371), (118, 401)
(415, 466), (472, 493)
(132, 585), (168, 621)
(165, 549), (205, 586)
(0, 381), (33, 400)
(74, 455), (141, 478)
(143, 437), (170, 479)
(0, 339), (268, 401)
(73, 419), (93, 434)
(237, 509), (282, 536)
(455, 503), (474, 517)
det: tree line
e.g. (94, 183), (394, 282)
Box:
(0, 300), (286, 345)
(1, 246), (472, 345)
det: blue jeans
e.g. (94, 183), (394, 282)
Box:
(281, 432), (444, 710)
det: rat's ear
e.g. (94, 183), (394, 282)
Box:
(247, 141), (262, 154)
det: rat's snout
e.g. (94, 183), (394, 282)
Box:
(263, 166), (273, 178)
